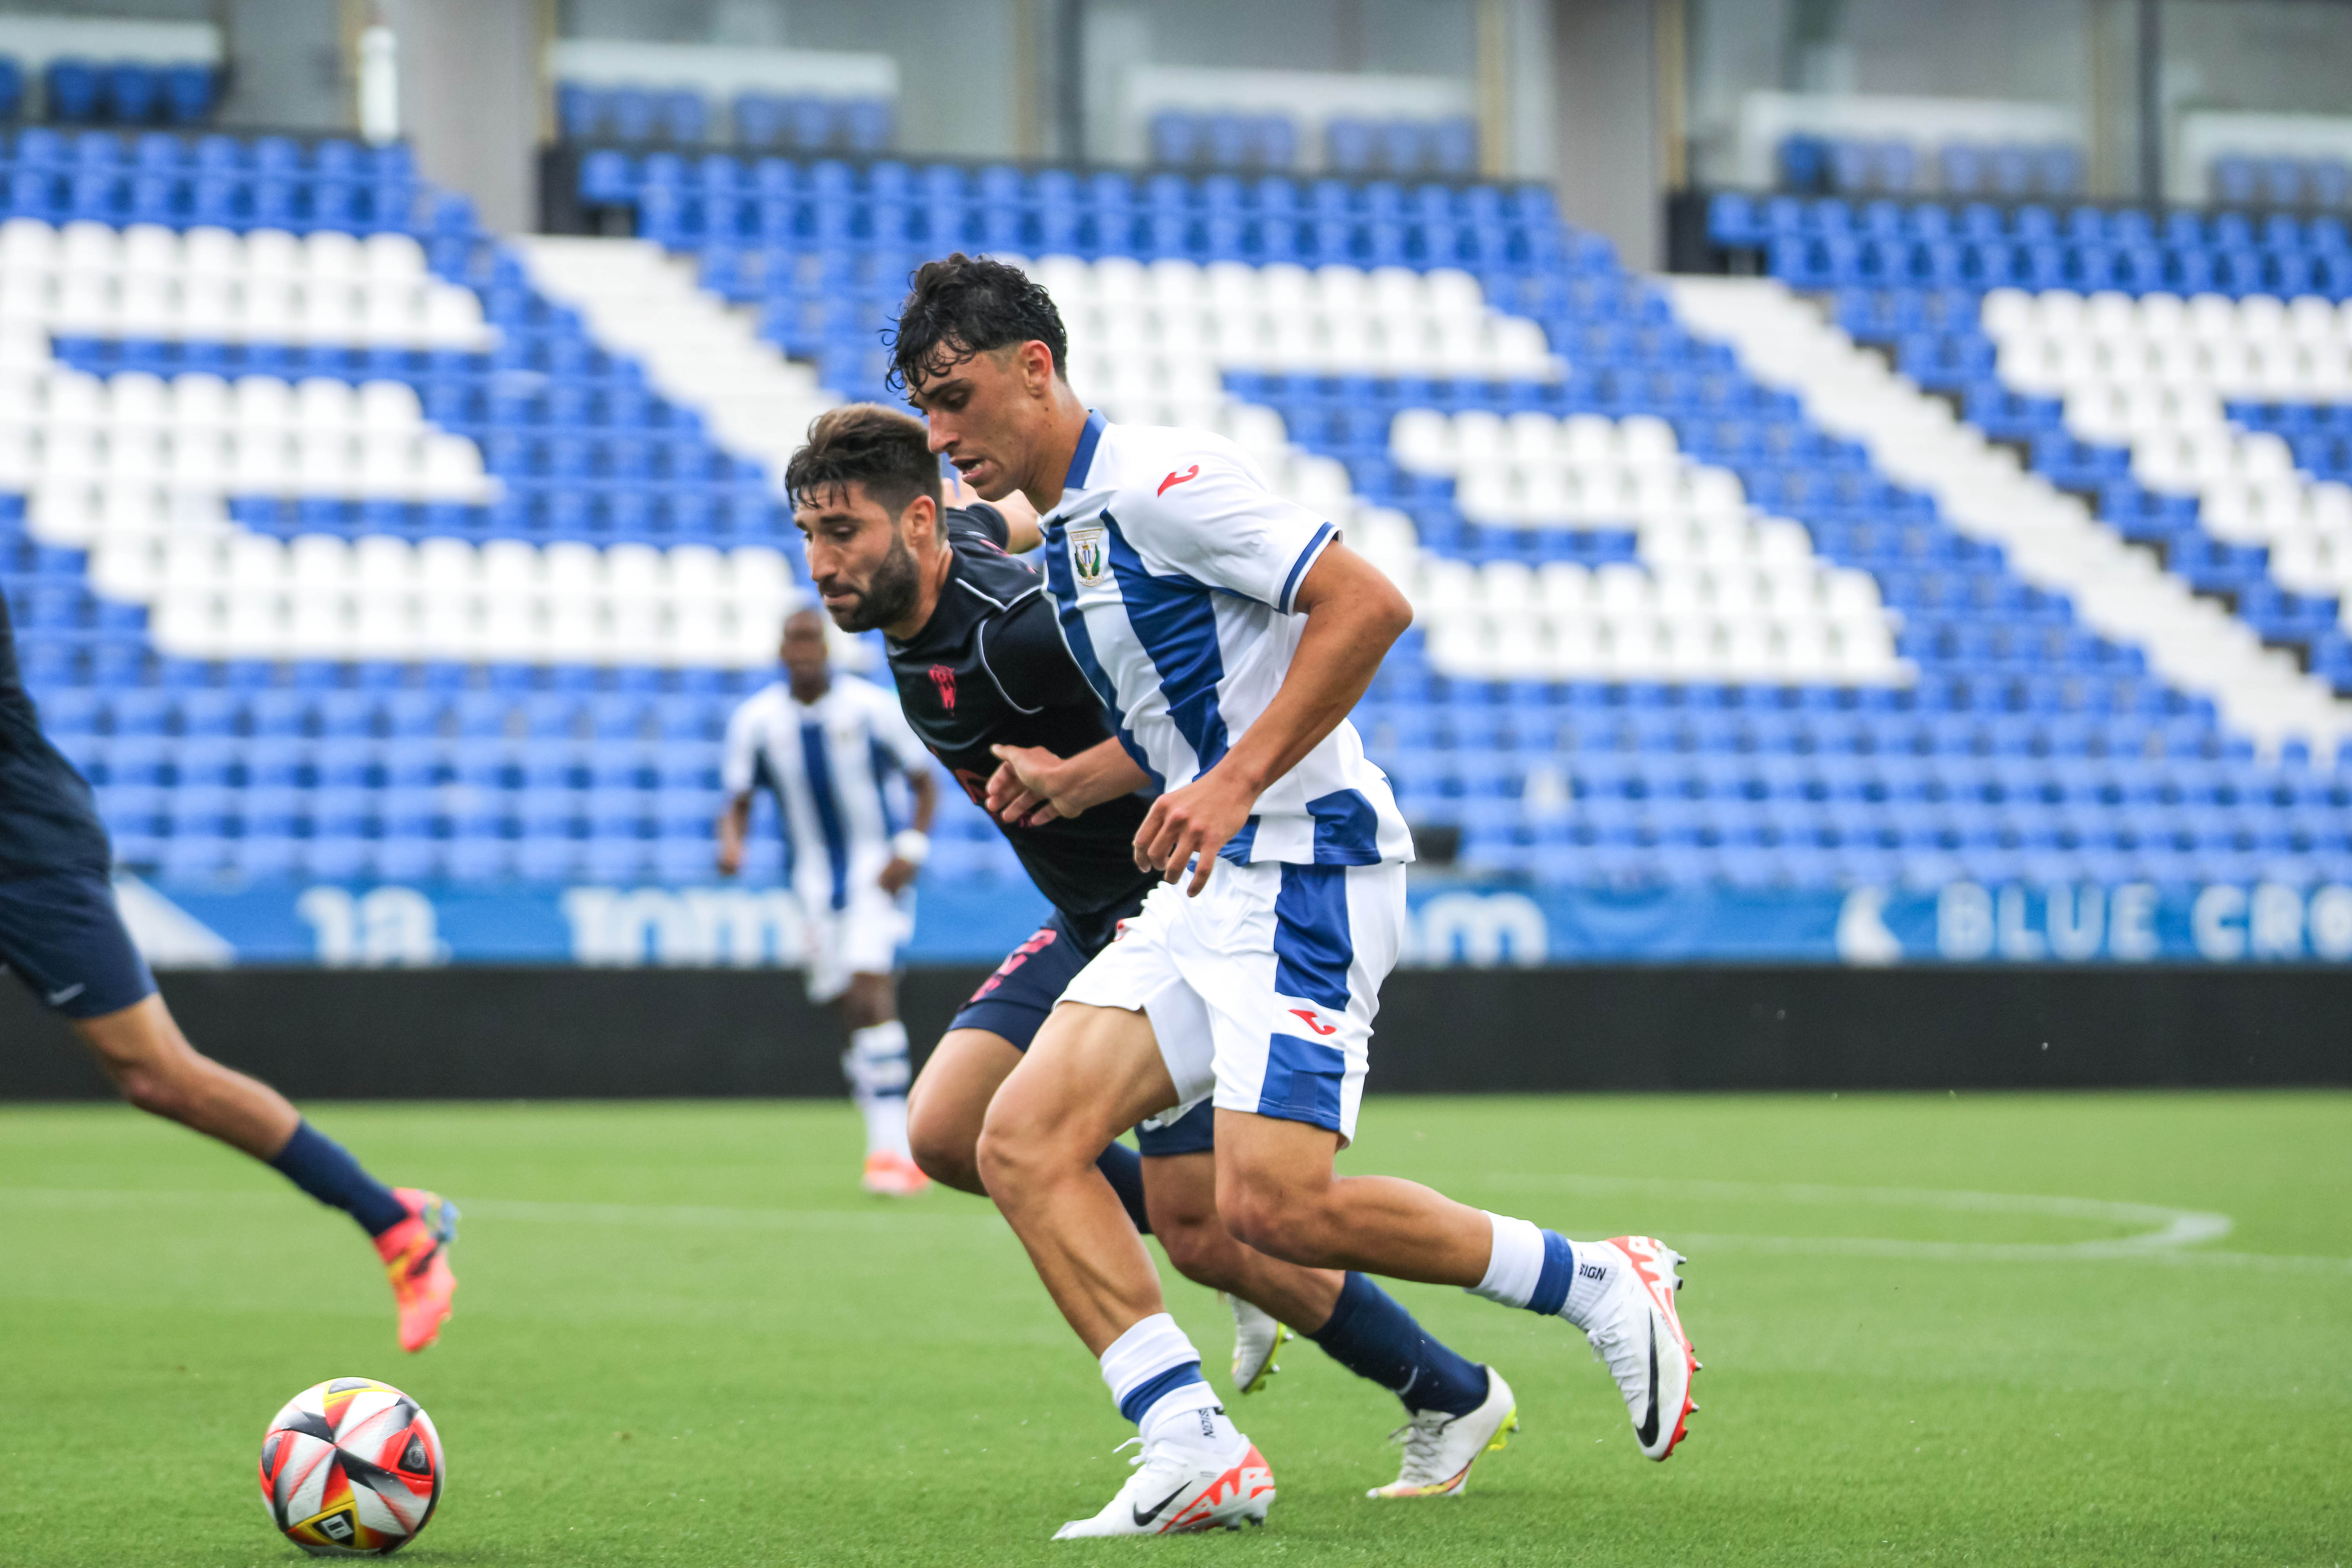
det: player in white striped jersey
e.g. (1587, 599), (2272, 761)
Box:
(895, 254), (1699, 1535)
(719, 607), (941, 1196)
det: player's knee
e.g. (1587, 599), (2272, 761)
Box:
(110, 1055), (200, 1122)
(906, 1099), (982, 1192)
(975, 1095), (1082, 1196)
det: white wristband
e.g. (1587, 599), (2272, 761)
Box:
(891, 829), (931, 867)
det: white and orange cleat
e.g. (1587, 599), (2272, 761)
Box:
(1581, 1236), (1699, 1461)
(861, 1150), (931, 1197)
(374, 1189), (457, 1354)
(1053, 1421), (1275, 1538)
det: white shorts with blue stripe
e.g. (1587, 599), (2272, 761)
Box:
(796, 873), (913, 1004)
(1058, 859), (1406, 1147)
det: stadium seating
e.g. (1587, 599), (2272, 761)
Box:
(6, 121), (2351, 896)
(556, 80), (895, 155)
(1149, 111), (1297, 174)
(1326, 116), (1481, 179)
(1141, 111), (1475, 178)
(1775, 135), (2082, 200)
(1706, 194), (2352, 708)
(2211, 154), (2352, 210)
(40, 56), (217, 126)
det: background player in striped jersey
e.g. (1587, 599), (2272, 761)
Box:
(718, 606), (940, 1196)
(0, 593), (457, 1353)
(895, 254), (1701, 1537)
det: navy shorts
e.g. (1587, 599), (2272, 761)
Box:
(948, 906), (1216, 1158)
(0, 867), (156, 1020)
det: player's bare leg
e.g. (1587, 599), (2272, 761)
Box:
(1213, 1112), (1495, 1282)
(904, 1026), (1019, 1194)
(1142, 1151), (1341, 1327)
(980, 1000), (1272, 1536)
(836, 971), (927, 1196)
(71, 994), (456, 1351)
(976, 1003), (1194, 1350)
(74, 993), (300, 1156)
(1214, 1109), (1697, 1462)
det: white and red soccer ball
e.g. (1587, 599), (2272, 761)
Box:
(258, 1377), (443, 1555)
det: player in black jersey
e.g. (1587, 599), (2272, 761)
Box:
(786, 406), (1510, 1481)
(0, 589), (458, 1352)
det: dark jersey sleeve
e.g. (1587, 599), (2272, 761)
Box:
(979, 590), (1104, 716)
(946, 504), (1010, 552)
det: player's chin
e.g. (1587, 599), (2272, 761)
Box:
(959, 463), (1013, 501)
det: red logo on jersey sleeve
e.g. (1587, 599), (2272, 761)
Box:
(928, 664), (957, 711)
(1289, 1008), (1339, 1037)
(1157, 464), (1201, 497)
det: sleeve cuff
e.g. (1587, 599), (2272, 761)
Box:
(1275, 521), (1338, 614)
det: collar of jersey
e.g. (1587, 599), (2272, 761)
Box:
(1051, 409), (1109, 523)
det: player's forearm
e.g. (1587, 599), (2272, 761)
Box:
(1051, 737), (1153, 813)
(1216, 552), (1410, 798)
(909, 772), (939, 833)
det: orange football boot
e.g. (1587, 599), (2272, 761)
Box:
(374, 1189), (459, 1352)
(861, 1150), (931, 1197)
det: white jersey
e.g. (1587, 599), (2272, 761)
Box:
(1038, 412), (1413, 868)
(722, 673), (933, 910)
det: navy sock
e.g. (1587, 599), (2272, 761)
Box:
(1307, 1272), (1490, 1418)
(269, 1121), (409, 1238)
(1095, 1139), (1152, 1236)
(1118, 1362), (1208, 1425)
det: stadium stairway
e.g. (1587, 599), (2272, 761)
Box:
(1673, 274), (2352, 755)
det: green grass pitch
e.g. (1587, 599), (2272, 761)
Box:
(2, 1091), (2347, 1566)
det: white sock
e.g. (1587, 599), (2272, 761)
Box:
(1468, 1212), (1546, 1309)
(1099, 1310), (1228, 1445)
(859, 1094), (910, 1161)
(842, 1022), (913, 1159)
(1468, 1213), (1619, 1328)
(1562, 1239), (1620, 1329)
(1140, 1388), (1240, 1454)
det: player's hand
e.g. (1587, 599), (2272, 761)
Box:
(877, 856), (918, 895)
(715, 839), (742, 877)
(1132, 767), (1256, 896)
(987, 744), (1075, 827)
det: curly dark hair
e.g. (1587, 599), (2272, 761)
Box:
(888, 251), (1068, 396)
(783, 403), (942, 518)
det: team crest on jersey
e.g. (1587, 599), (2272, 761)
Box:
(1069, 525), (1110, 587)
(928, 664), (957, 710)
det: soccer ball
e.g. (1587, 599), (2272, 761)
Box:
(257, 1377), (444, 1555)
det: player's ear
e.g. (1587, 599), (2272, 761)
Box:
(1022, 339), (1056, 395)
(904, 490), (940, 548)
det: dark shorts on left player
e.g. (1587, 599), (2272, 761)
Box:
(947, 904), (1215, 1158)
(0, 867), (157, 1020)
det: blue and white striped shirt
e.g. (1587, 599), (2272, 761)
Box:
(1038, 412), (1414, 868)
(722, 674), (933, 908)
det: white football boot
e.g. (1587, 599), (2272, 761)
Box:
(1052, 1413), (1275, 1539)
(1224, 1292), (1289, 1395)
(1579, 1236), (1699, 1461)
(1366, 1366), (1519, 1499)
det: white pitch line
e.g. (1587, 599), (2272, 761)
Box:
(5, 1182), (2348, 1274)
(1468, 1171), (2234, 1248)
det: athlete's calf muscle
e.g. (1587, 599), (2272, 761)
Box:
(73, 994), (300, 1158)
(1212, 1109), (1495, 1285)
(1142, 1151), (1345, 1332)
